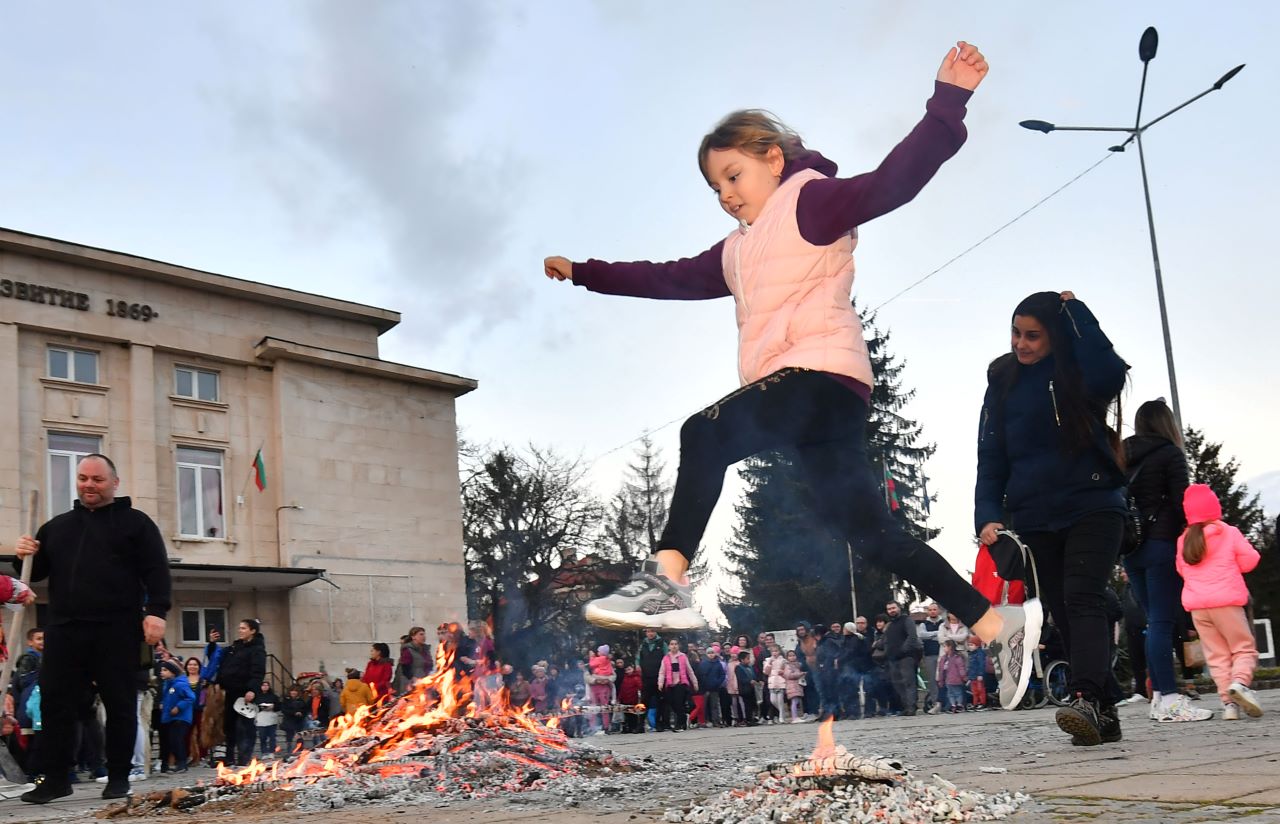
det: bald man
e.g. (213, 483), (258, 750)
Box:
(14, 454), (170, 804)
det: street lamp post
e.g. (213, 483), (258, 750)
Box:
(276, 504), (303, 564)
(1020, 27), (1244, 431)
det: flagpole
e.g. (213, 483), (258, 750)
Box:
(239, 440), (266, 499)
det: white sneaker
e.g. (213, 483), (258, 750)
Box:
(582, 559), (707, 631)
(1228, 682), (1263, 718)
(1151, 694), (1213, 723)
(1118, 693), (1146, 705)
(128, 769), (148, 782)
(1222, 703), (1240, 721)
(989, 598), (1044, 710)
(926, 704), (941, 715)
(94, 775), (110, 784)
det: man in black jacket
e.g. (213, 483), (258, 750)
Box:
(883, 601), (922, 716)
(636, 629), (666, 731)
(839, 619), (873, 719)
(15, 454), (170, 804)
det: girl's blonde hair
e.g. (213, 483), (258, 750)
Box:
(698, 110), (805, 180)
(1182, 523), (1207, 565)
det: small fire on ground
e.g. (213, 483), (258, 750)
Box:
(104, 638), (634, 816)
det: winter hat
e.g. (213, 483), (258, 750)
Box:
(596, 644), (610, 657)
(709, 643), (721, 653)
(729, 645), (741, 656)
(843, 622), (857, 634)
(1183, 484), (1222, 525)
(159, 660), (182, 676)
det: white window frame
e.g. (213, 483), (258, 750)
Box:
(174, 365), (220, 403)
(46, 432), (102, 518)
(47, 345), (99, 384)
(176, 446), (226, 539)
(179, 606), (229, 646)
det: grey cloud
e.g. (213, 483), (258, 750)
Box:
(220, 0), (527, 345)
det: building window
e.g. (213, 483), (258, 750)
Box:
(177, 447), (225, 538)
(175, 366), (220, 402)
(180, 607), (228, 646)
(47, 346), (99, 384)
(47, 432), (102, 517)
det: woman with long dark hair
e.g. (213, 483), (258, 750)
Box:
(976, 291), (1128, 745)
(1123, 399), (1212, 723)
(215, 619), (266, 766)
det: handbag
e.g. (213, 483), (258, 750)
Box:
(1182, 639), (1206, 669)
(1120, 449), (1168, 556)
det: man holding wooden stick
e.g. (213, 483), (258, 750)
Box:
(13, 454), (170, 804)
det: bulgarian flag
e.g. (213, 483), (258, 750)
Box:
(252, 449), (268, 492)
(882, 462), (900, 512)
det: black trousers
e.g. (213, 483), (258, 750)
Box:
(664, 684), (690, 730)
(221, 691), (256, 765)
(1022, 511), (1124, 704)
(40, 620), (140, 782)
(658, 369), (991, 626)
(642, 680), (666, 731)
(160, 721), (190, 769)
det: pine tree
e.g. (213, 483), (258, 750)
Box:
(601, 434), (671, 567)
(720, 311), (934, 631)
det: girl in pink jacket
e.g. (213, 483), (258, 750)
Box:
(1176, 485), (1263, 720)
(545, 41), (1037, 713)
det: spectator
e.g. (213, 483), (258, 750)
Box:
(657, 639), (698, 732)
(697, 647), (726, 728)
(918, 604), (943, 715)
(279, 684), (307, 755)
(937, 641), (967, 714)
(617, 665), (643, 733)
(839, 620), (872, 720)
(1123, 399), (1193, 718)
(216, 619), (267, 767)
(794, 623), (818, 718)
(1118, 569), (1149, 704)
(765, 644), (788, 723)
(508, 671), (532, 710)
(782, 650), (806, 722)
(362, 643), (393, 700)
(586, 645), (615, 734)
(253, 680), (281, 759)
(13, 454), (170, 804)
(340, 669), (375, 715)
(396, 627), (432, 694)
(157, 661), (193, 773)
(182, 657), (206, 766)
(636, 630), (666, 732)
(966, 637), (989, 710)
(869, 614), (898, 716)
(883, 602), (922, 716)
(815, 624), (843, 720)
(529, 665), (551, 713)
(734, 651), (759, 726)
(305, 681), (332, 746)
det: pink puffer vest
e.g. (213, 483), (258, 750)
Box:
(721, 168), (872, 387)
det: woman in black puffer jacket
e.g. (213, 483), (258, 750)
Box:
(1122, 399), (1204, 723)
(215, 618), (267, 765)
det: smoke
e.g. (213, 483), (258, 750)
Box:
(220, 0), (527, 345)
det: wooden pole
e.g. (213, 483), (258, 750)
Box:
(0, 491), (38, 786)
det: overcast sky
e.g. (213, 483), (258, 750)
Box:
(3, 2), (1275, 620)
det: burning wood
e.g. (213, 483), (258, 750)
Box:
(759, 747), (906, 784)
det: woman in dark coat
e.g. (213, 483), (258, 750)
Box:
(975, 291), (1128, 745)
(214, 618), (267, 766)
(1122, 399), (1211, 723)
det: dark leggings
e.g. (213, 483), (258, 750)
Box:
(658, 368), (991, 626)
(1022, 511), (1124, 704)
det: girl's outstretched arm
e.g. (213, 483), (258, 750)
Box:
(543, 242), (731, 300)
(795, 43), (988, 246)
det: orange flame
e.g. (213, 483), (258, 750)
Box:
(808, 718), (837, 764)
(216, 628), (570, 789)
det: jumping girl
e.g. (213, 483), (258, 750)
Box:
(545, 41), (1042, 709)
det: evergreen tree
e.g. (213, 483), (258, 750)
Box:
(601, 434), (671, 567)
(1183, 428), (1265, 540)
(720, 311), (933, 631)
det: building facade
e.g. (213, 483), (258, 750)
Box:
(0, 228), (475, 680)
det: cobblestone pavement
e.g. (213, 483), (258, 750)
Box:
(0, 690), (1276, 823)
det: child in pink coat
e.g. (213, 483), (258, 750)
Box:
(587, 645), (616, 733)
(782, 651), (806, 723)
(1175, 485), (1263, 720)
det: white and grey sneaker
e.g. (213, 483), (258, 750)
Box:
(1228, 682), (1263, 717)
(1222, 703), (1240, 721)
(988, 598), (1044, 710)
(1151, 694), (1213, 723)
(583, 559), (707, 631)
